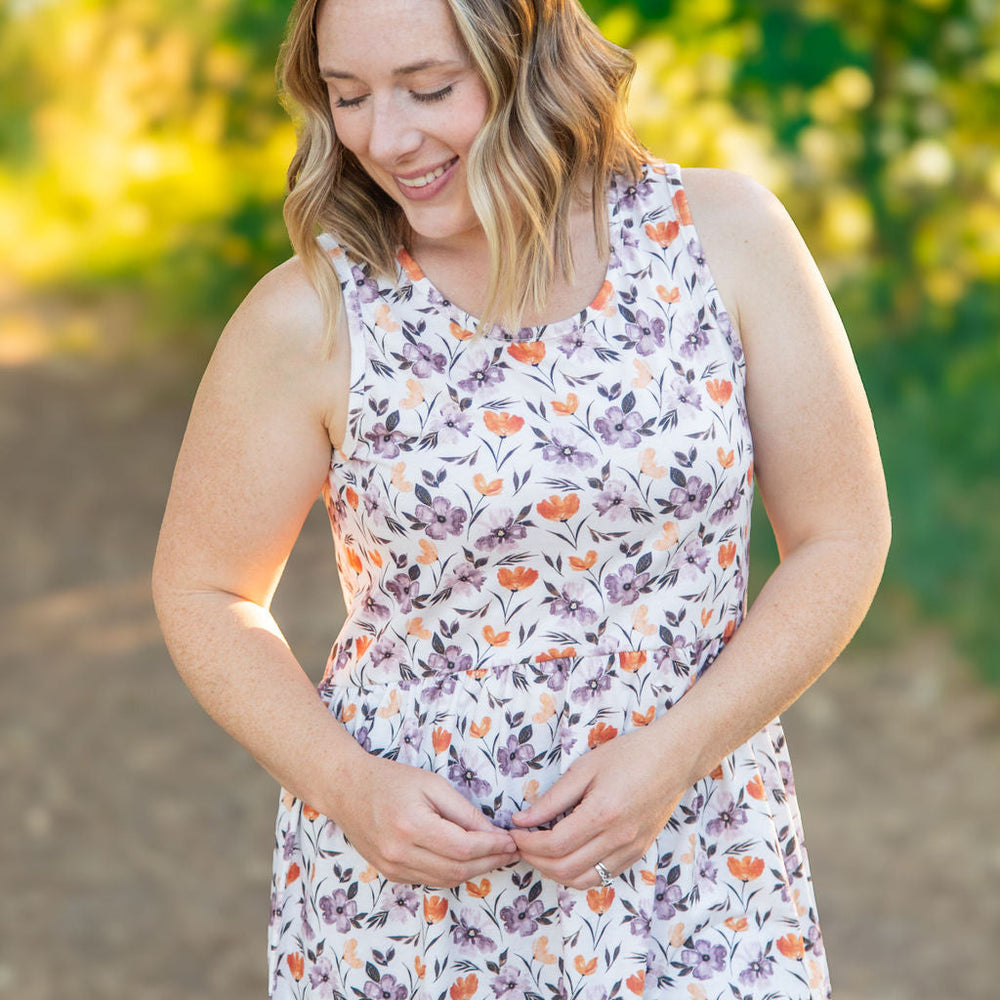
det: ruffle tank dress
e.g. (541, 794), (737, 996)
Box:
(268, 160), (833, 1000)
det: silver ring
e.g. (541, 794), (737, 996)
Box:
(594, 861), (613, 887)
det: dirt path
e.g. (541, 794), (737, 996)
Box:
(1, 359), (997, 999)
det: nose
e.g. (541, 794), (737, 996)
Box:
(366, 93), (422, 166)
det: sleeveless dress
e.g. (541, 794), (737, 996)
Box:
(267, 161), (833, 1000)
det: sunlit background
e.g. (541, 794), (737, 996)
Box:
(1, 1), (998, 998)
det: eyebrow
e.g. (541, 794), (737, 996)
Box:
(319, 59), (462, 81)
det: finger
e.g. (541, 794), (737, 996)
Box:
(427, 781), (513, 836)
(415, 811), (518, 862)
(509, 788), (606, 858)
(519, 833), (624, 887)
(511, 765), (591, 829)
(389, 848), (519, 888)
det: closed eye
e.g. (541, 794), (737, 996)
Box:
(412, 84), (453, 104)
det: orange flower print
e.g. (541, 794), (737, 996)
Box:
(507, 340), (545, 365)
(653, 521), (679, 550)
(473, 473), (503, 495)
(367, 548), (383, 567)
(397, 247), (425, 281)
(417, 538), (438, 564)
(725, 916), (749, 932)
(574, 955), (598, 976)
(727, 855), (766, 882)
(632, 603), (656, 636)
(618, 650), (647, 672)
(646, 219), (680, 247)
(465, 878), (491, 898)
(400, 377), (423, 408)
(657, 284), (681, 303)
(469, 717), (491, 738)
(632, 705), (656, 726)
(587, 885), (615, 913)
(286, 953), (304, 981)
(344, 486), (359, 509)
(670, 923), (687, 948)
(746, 774), (766, 800)
(522, 777), (540, 803)
(640, 870), (656, 885)
(345, 546), (363, 573)
(777, 933), (805, 959)
(374, 302), (400, 332)
(537, 493), (580, 520)
(483, 410), (524, 436)
(709, 763), (724, 780)
(432, 727), (451, 753)
(640, 447), (668, 479)
(407, 616), (431, 639)
(285, 862), (300, 886)
(302, 804), (320, 821)
(706, 379), (733, 405)
(423, 895), (448, 923)
(414, 956), (426, 978)
(359, 864), (379, 883)
(590, 278), (615, 311)
(391, 461), (412, 492)
(747, 461), (754, 486)
(626, 970), (645, 995)
(701, 607), (713, 626)
(632, 358), (653, 388)
(340, 703), (357, 723)
(532, 693), (556, 723)
(718, 542), (737, 568)
(673, 187), (693, 225)
(482, 624), (510, 646)
(569, 549), (597, 570)
(450, 974), (478, 1000)
(723, 618), (737, 643)
(717, 447), (735, 469)
(535, 646), (576, 661)
(343, 939), (363, 968)
(588, 722), (618, 748)
(376, 688), (400, 718)
(449, 320), (474, 341)
(533, 935), (557, 965)
(497, 566), (538, 590)
(551, 392), (579, 415)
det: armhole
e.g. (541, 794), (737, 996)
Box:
(668, 164), (747, 368)
(318, 233), (367, 462)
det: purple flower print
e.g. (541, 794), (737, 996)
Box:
(654, 634), (688, 670)
(363, 973), (407, 1000)
(557, 886), (576, 916)
(670, 376), (703, 411)
(594, 404), (643, 447)
(353, 725), (372, 752)
(319, 888), (357, 932)
(538, 655), (570, 691)
(361, 591), (390, 621)
(678, 314), (710, 358)
(370, 635), (403, 672)
(678, 539), (709, 582)
(681, 940), (727, 980)
(550, 582), (598, 624)
(572, 661), (612, 701)
(624, 310), (666, 356)
(350, 264), (380, 303)
(604, 562), (650, 605)
(401, 340), (446, 378)
(475, 508), (527, 552)
(386, 571), (419, 613)
(367, 421), (407, 458)
(452, 906), (497, 953)
(738, 948), (775, 987)
(282, 829), (297, 861)
(652, 874), (682, 919)
(779, 759), (796, 796)
(422, 671), (457, 702)
(427, 643), (474, 674)
(443, 562), (486, 594)
(594, 479), (639, 520)
(500, 893), (544, 936)
(541, 430), (596, 468)
(448, 751), (492, 799)
(710, 486), (743, 524)
(616, 176), (655, 210)
(399, 716), (423, 757)
(668, 476), (711, 519)
(490, 966), (528, 998)
(388, 884), (419, 922)
(557, 325), (602, 360)
(628, 904), (652, 938)
(308, 956), (338, 998)
(695, 850), (718, 887)
(806, 922), (825, 957)
(687, 238), (710, 281)
(497, 733), (535, 778)
(458, 352), (506, 394)
(431, 402), (474, 442)
(705, 794), (748, 836)
(414, 496), (467, 539)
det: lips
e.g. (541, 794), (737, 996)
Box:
(396, 157), (459, 188)
(392, 156), (460, 202)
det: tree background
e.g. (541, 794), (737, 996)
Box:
(1, 2), (998, 998)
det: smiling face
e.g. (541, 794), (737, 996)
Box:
(316, 0), (490, 250)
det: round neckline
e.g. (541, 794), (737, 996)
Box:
(394, 173), (627, 342)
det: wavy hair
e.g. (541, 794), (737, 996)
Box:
(278, 0), (649, 350)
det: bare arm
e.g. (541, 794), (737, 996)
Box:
(152, 258), (516, 884)
(511, 169), (891, 884)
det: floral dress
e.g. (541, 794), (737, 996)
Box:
(267, 161), (833, 1000)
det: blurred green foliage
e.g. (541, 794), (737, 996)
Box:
(1, 0), (997, 679)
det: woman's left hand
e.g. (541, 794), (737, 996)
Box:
(508, 723), (690, 889)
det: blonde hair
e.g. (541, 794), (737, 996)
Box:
(278, 0), (649, 350)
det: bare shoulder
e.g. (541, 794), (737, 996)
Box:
(679, 167), (807, 340)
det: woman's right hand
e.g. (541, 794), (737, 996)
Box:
(327, 753), (519, 888)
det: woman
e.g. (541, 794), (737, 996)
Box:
(152, 0), (890, 997)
